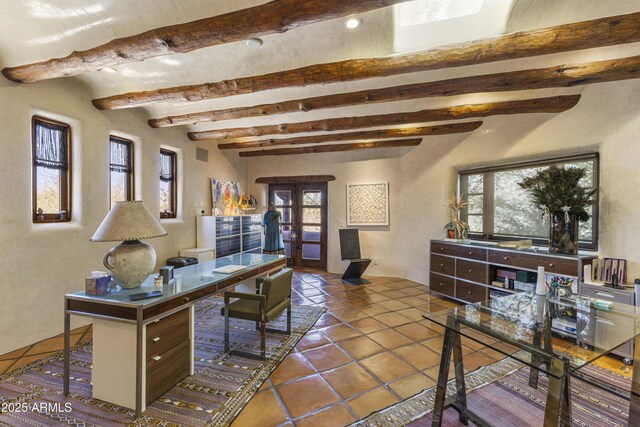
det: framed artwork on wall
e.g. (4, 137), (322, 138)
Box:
(346, 182), (389, 226)
(211, 178), (240, 216)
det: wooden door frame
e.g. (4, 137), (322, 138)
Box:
(268, 182), (328, 270)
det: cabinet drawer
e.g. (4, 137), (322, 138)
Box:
(146, 308), (190, 361)
(429, 273), (455, 297)
(456, 259), (487, 285)
(146, 339), (191, 404)
(431, 241), (486, 261)
(488, 250), (578, 277)
(580, 284), (635, 305)
(455, 281), (487, 303)
(430, 254), (455, 276)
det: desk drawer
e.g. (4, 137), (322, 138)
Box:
(430, 273), (455, 297)
(146, 339), (191, 404)
(431, 254), (455, 276)
(456, 259), (487, 284)
(431, 242), (486, 261)
(580, 284), (635, 305)
(456, 281), (487, 303)
(146, 308), (190, 362)
(488, 250), (577, 277)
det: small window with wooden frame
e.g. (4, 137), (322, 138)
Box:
(32, 116), (72, 223)
(109, 136), (134, 209)
(159, 149), (177, 219)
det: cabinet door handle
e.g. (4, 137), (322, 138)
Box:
(152, 356), (162, 362)
(440, 247), (444, 251)
(548, 263), (554, 268)
(595, 291), (615, 299)
(467, 291), (473, 295)
(440, 263), (444, 267)
(596, 318), (614, 326)
(152, 337), (160, 342)
(439, 283), (444, 287)
(468, 251), (473, 255)
(468, 269), (473, 273)
(503, 256), (509, 261)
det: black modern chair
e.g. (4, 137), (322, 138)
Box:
(222, 268), (293, 359)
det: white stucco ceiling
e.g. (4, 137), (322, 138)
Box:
(1, 0), (640, 143)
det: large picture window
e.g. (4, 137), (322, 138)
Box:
(109, 136), (134, 209)
(459, 154), (598, 249)
(159, 149), (177, 219)
(32, 116), (71, 223)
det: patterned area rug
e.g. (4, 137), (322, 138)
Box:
(352, 355), (631, 427)
(0, 297), (324, 427)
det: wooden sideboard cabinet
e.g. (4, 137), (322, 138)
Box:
(429, 240), (597, 304)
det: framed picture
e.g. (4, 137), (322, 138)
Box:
(211, 179), (240, 216)
(346, 182), (389, 226)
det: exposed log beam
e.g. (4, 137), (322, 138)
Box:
(240, 138), (422, 157)
(255, 175), (336, 184)
(94, 11), (640, 110)
(152, 55), (640, 127)
(218, 123), (482, 149)
(1, 0), (410, 83)
(188, 95), (580, 141)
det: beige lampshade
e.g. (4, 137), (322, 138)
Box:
(91, 201), (168, 242)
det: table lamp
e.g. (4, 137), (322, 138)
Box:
(91, 201), (167, 289)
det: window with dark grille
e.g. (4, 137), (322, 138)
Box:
(109, 136), (134, 208)
(459, 154), (599, 250)
(159, 149), (177, 218)
(32, 116), (71, 223)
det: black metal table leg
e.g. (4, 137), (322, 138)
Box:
(63, 309), (70, 396)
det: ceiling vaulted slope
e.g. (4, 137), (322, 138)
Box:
(2, 1), (640, 157)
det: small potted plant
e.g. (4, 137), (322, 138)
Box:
(518, 165), (596, 254)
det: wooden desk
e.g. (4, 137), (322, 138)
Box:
(63, 253), (286, 418)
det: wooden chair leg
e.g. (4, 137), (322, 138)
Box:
(224, 307), (230, 353)
(260, 320), (266, 360)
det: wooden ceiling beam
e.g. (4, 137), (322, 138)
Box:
(240, 138), (423, 157)
(218, 123), (482, 149)
(94, 11), (640, 110)
(255, 175), (336, 184)
(188, 95), (580, 141)
(152, 55), (640, 127)
(1, 0), (410, 83)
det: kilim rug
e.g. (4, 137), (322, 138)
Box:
(351, 355), (631, 427)
(0, 297), (324, 427)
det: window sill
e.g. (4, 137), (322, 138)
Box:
(31, 222), (83, 233)
(160, 218), (184, 226)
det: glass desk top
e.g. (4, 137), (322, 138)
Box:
(423, 292), (640, 375)
(66, 253), (285, 307)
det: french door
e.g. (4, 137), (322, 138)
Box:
(269, 182), (327, 269)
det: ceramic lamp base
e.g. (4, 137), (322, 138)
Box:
(103, 240), (156, 289)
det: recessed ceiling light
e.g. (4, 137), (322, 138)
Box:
(346, 18), (362, 29)
(245, 38), (263, 48)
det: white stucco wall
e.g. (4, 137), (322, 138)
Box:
(0, 78), (246, 355)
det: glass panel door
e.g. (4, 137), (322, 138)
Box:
(270, 185), (295, 266)
(269, 182), (327, 269)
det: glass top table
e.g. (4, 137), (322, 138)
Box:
(423, 292), (640, 427)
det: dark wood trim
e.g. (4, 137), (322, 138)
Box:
(91, 11), (640, 110)
(240, 138), (422, 156)
(188, 95), (579, 140)
(160, 148), (177, 219)
(32, 115), (72, 223)
(152, 55), (640, 127)
(66, 299), (137, 321)
(256, 175), (336, 184)
(219, 123), (482, 149)
(109, 135), (135, 208)
(3, 0), (410, 84)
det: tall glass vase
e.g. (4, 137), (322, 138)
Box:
(548, 211), (579, 255)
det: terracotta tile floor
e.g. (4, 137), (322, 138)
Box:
(0, 269), (634, 427)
